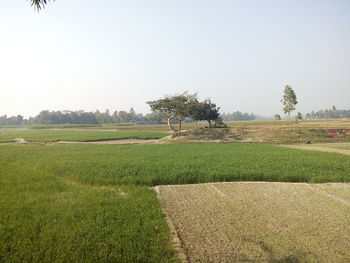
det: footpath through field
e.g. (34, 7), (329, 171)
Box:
(284, 143), (350, 155)
(157, 182), (350, 263)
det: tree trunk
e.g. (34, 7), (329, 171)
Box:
(195, 121), (198, 128)
(167, 115), (177, 132)
(179, 120), (182, 131)
(207, 120), (211, 128)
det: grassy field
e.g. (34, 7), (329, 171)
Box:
(0, 129), (168, 143)
(1, 126), (350, 262)
(158, 182), (350, 263)
(0, 160), (177, 263)
(1, 119), (349, 144)
(2, 119), (349, 132)
(0, 143), (349, 185)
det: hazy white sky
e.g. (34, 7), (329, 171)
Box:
(0, 0), (349, 117)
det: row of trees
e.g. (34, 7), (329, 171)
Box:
(221, 111), (256, 121)
(305, 107), (350, 119)
(0, 109), (169, 126)
(0, 115), (24, 126)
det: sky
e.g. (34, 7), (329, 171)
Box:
(0, 0), (349, 117)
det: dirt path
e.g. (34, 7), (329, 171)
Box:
(284, 144), (350, 155)
(0, 137), (170, 146)
(52, 139), (166, 145)
(157, 182), (350, 263)
(154, 186), (189, 263)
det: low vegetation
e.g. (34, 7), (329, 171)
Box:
(0, 160), (177, 263)
(184, 127), (350, 144)
(0, 129), (168, 143)
(1, 121), (350, 262)
(0, 143), (349, 185)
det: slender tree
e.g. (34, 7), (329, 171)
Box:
(281, 85), (298, 119)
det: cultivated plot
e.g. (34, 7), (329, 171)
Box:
(158, 182), (350, 263)
(0, 129), (168, 143)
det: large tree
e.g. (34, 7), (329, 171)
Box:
(147, 92), (194, 132)
(200, 99), (220, 127)
(281, 85), (298, 119)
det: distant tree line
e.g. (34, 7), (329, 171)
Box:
(1, 108), (262, 126)
(0, 109), (171, 126)
(221, 111), (256, 121)
(305, 107), (350, 119)
(0, 115), (24, 125)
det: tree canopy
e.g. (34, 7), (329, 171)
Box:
(281, 85), (298, 118)
(147, 92), (221, 133)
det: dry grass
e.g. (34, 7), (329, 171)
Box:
(183, 119), (350, 144)
(285, 143), (350, 155)
(157, 182), (350, 263)
(308, 142), (350, 150)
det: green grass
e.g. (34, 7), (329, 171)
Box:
(1, 143), (349, 185)
(0, 129), (169, 142)
(1, 142), (350, 262)
(0, 160), (177, 263)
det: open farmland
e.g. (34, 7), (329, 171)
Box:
(1, 124), (350, 262)
(157, 182), (350, 263)
(0, 129), (168, 143)
(1, 119), (350, 144)
(66, 118), (350, 131)
(0, 160), (178, 263)
(0, 143), (349, 185)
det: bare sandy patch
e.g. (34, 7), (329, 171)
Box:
(0, 138), (170, 146)
(53, 139), (165, 145)
(284, 144), (350, 155)
(157, 182), (350, 263)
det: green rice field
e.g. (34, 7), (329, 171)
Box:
(1, 143), (349, 185)
(0, 160), (177, 263)
(1, 140), (350, 262)
(0, 129), (168, 143)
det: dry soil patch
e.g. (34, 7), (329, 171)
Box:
(157, 182), (350, 263)
(284, 144), (350, 155)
